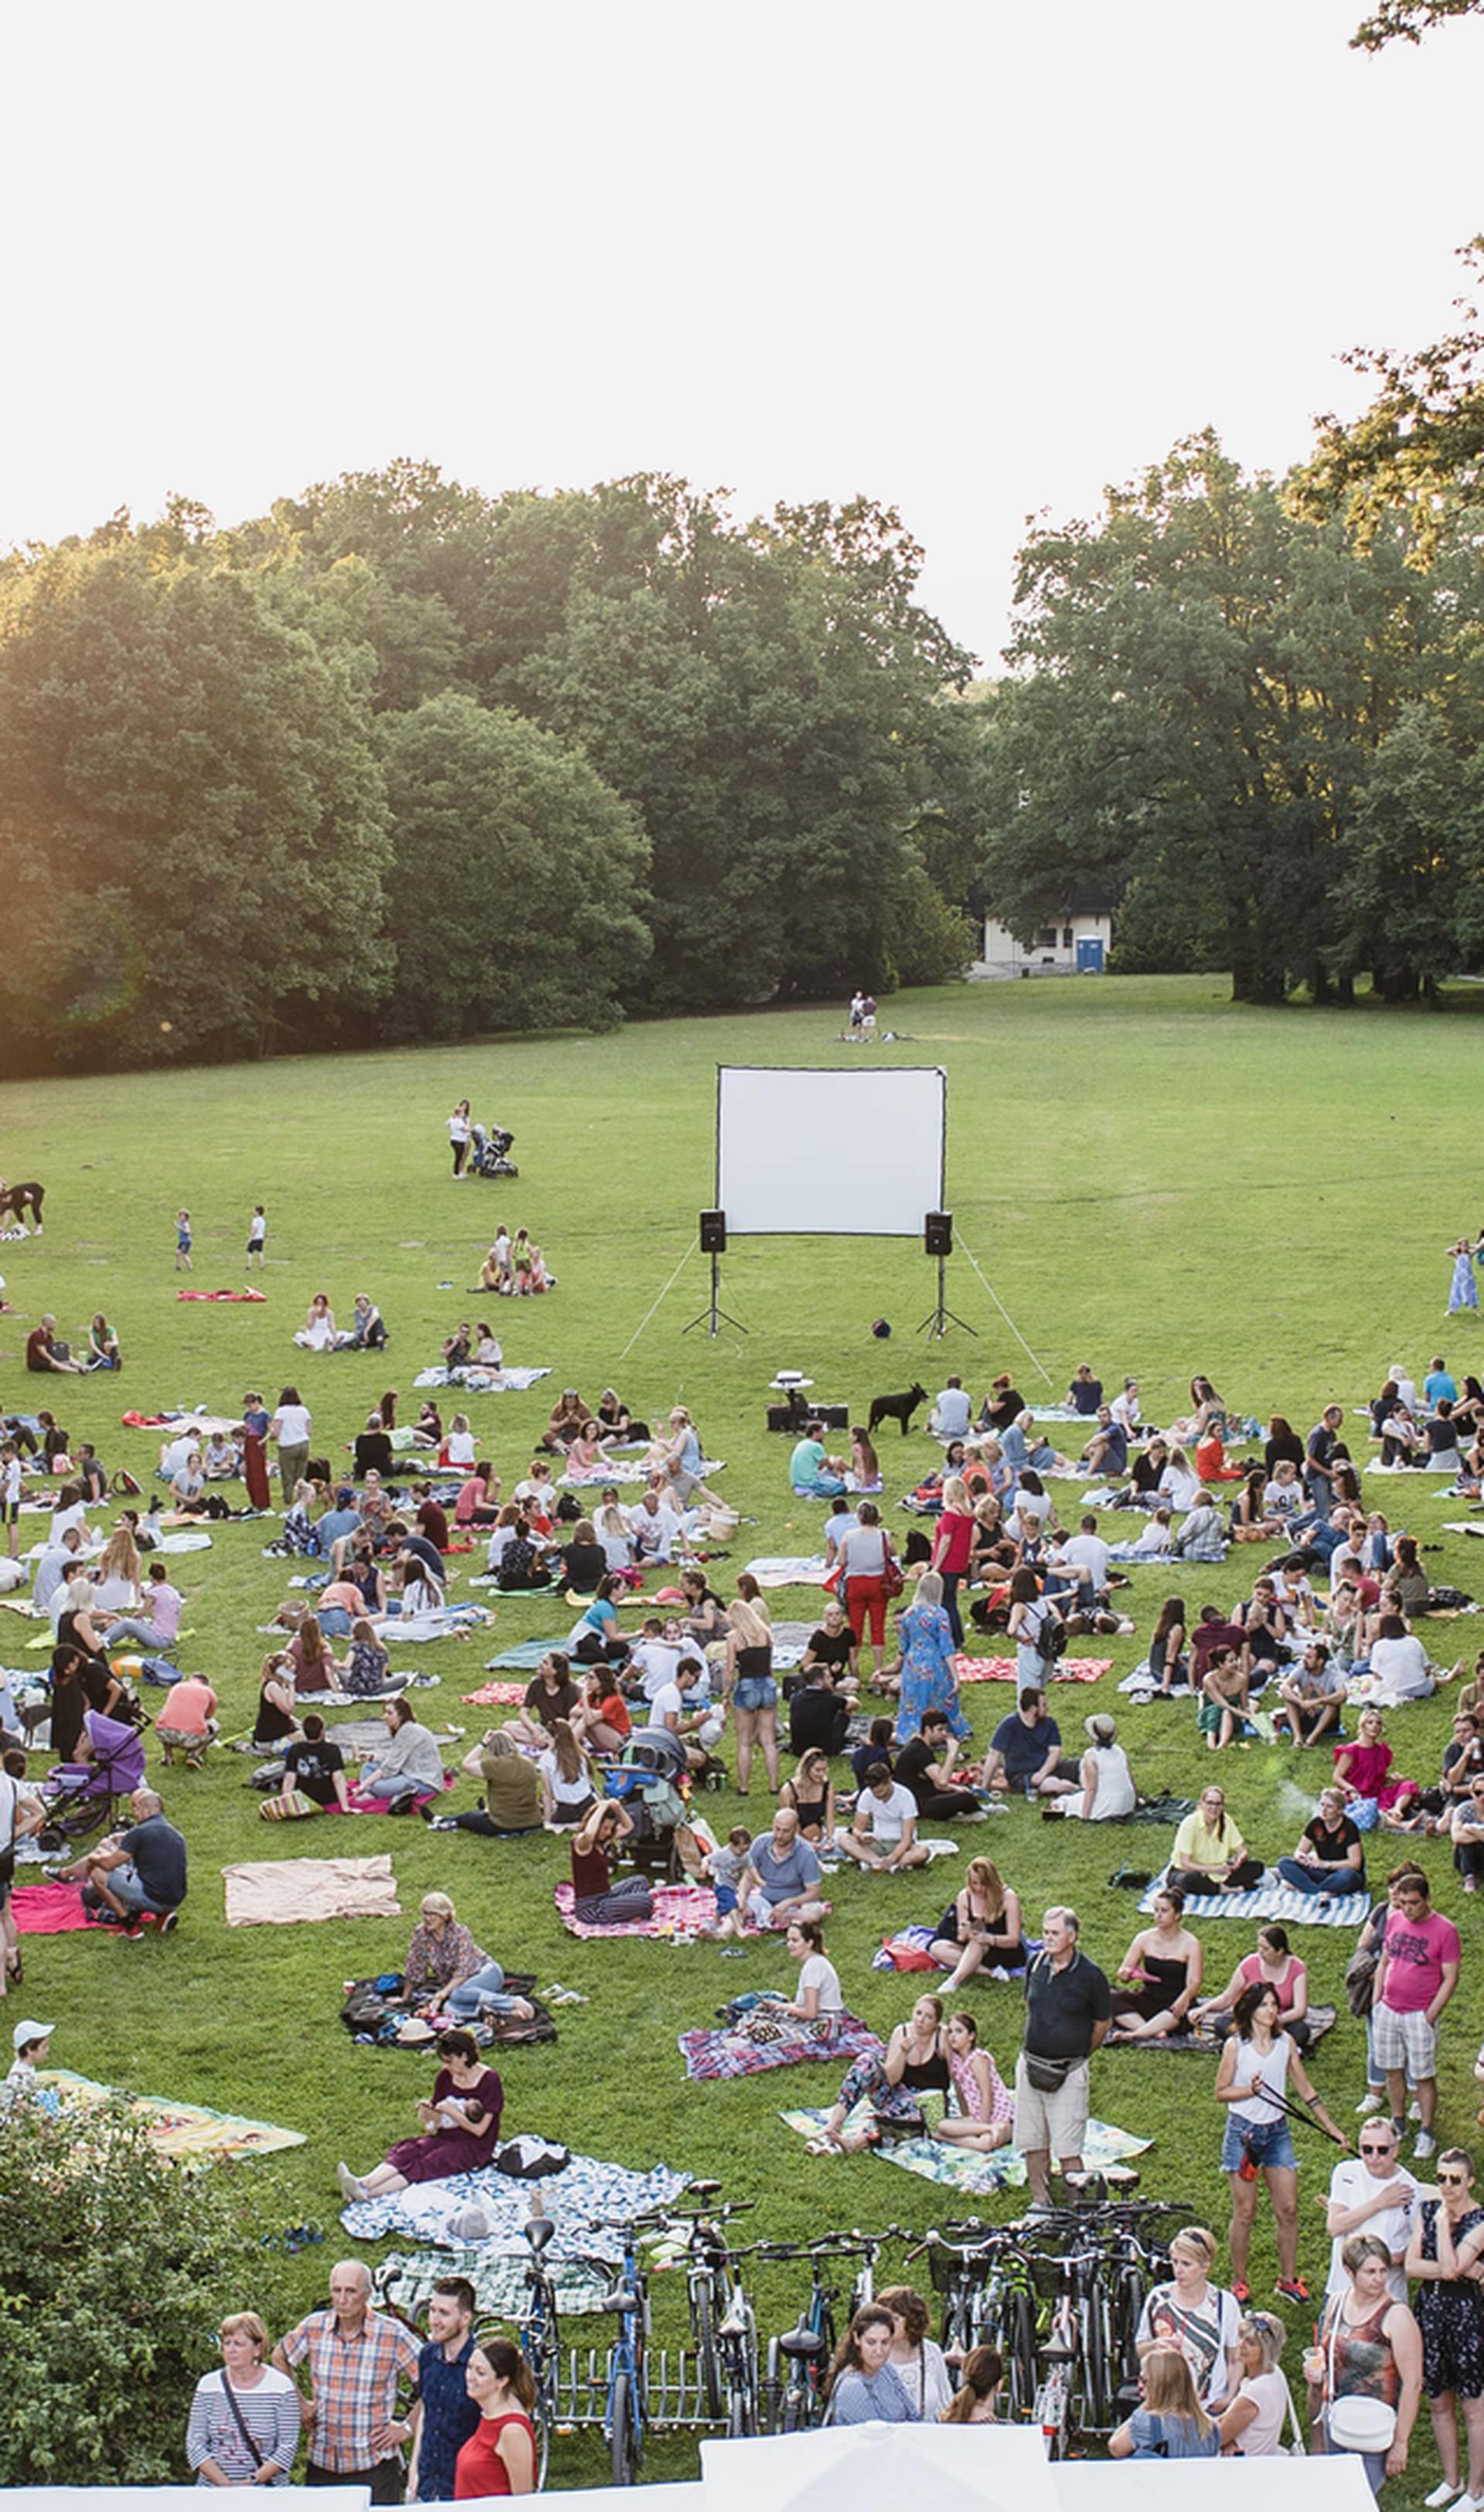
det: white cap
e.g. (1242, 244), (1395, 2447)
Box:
(12, 2019), (55, 2053)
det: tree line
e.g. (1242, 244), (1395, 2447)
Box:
(0, 469), (982, 1073)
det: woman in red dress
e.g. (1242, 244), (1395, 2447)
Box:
(454, 2340), (537, 2497)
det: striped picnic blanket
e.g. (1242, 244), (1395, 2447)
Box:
(1138, 1870), (1370, 1926)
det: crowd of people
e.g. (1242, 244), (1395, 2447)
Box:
(9, 1239), (1484, 2497)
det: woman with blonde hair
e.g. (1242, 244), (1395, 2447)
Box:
(1217, 2312), (1292, 2456)
(723, 1595), (778, 1794)
(1109, 2344), (1219, 2458)
(186, 2310), (301, 2486)
(779, 1746), (835, 1844)
(92, 1526), (141, 1612)
(929, 1856), (1024, 1988)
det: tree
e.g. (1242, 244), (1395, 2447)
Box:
(1351, 0), (1484, 46)
(0, 2101), (290, 2482)
(0, 540), (391, 1069)
(375, 693), (652, 1038)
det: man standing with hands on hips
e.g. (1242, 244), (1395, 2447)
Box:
(1014, 1904), (1111, 2205)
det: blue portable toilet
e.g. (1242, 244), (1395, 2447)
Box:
(1076, 936), (1104, 973)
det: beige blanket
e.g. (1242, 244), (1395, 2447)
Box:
(223, 1852), (403, 1927)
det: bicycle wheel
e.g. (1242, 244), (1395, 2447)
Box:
(609, 2367), (640, 2488)
(781, 2379), (817, 2433)
(693, 2280), (722, 2418)
(531, 2398), (553, 2491)
(1004, 2289), (1038, 2422)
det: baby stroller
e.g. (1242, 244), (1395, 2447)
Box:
(601, 1729), (694, 1881)
(36, 1707), (148, 1849)
(468, 1122), (519, 1180)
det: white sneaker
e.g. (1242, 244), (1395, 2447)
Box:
(1355, 2090), (1384, 2116)
(1424, 2483), (1462, 2507)
(1414, 2129), (1438, 2160)
(1409, 2098), (1423, 2122)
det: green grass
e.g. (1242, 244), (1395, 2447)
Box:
(3, 971), (1482, 2490)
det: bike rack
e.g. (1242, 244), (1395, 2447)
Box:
(546, 2343), (743, 2432)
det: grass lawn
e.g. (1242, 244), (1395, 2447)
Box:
(2, 970), (1482, 2493)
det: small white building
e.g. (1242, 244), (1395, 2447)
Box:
(980, 884), (1114, 977)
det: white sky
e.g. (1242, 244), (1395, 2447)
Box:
(5, 0), (1483, 665)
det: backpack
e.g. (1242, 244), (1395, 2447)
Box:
(1036, 1606), (1068, 1664)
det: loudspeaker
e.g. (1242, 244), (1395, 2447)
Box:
(699, 1209), (727, 1254)
(924, 1211), (953, 1257)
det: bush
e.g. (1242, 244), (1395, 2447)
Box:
(0, 2099), (292, 2482)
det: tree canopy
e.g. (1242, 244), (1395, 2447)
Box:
(0, 468), (978, 1071)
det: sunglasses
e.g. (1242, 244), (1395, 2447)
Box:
(1440, 2171), (1469, 2187)
(1360, 2142), (1396, 2156)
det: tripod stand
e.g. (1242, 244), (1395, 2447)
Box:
(917, 1252), (977, 1340)
(683, 1251), (748, 1339)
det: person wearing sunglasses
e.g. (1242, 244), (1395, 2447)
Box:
(1325, 2115), (1417, 2304)
(1404, 2149), (1484, 2509)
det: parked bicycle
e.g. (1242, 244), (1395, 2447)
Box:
(598, 2210), (662, 2484)
(665, 2183), (760, 2435)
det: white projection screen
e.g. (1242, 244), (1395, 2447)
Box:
(716, 1066), (946, 1238)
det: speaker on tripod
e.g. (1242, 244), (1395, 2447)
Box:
(918, 1210), (974, 1338)
(924, 1212), (952, 1256)
(699, 1210), (727, 1254)
(686, 1210), (745, 1336)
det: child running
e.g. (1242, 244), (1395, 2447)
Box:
(175, 1209), (193, 1272)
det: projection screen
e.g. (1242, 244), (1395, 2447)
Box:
(716, 1066), (946, 1237)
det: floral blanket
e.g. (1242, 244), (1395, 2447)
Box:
(950, 1653), (1111, 1685)
(778, 2104), (1149, 2194)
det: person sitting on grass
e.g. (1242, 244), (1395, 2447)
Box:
(1167, 1784), (1264, 1897)
(401, 1890), (533, 2023)
(60, 1785), (186, 1932)
(1272, 1638), (1346, 1747)
(929, 1855), (1026, 1988)
(429, 1727), (543, 1837)
(936, 2010), (1014, 2152)
(893, 1709), (984, 1822)
(814, 1993), (951, 2154)
(982, 1686), (1081, 1800)
(1198, 1645), (1254, 1751)
(336, 2030), (503, 2202)
(742, 1805), (829, 1931)
(357, 1698), (445, 1810)
(699, 1825), (754, 1941)
(268, 1712), (352, 1815)
(1275, 1784), (1367, 1897)
(834, 1762), (931, 1873)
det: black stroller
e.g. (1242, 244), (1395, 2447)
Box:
(469, 1122), (518, 1180)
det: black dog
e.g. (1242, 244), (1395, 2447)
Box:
(866, 1381), (928, 1437)
(0, 1181), (43, 1231)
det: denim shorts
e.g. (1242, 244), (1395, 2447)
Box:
(1223, 2113), (1297, 2173)
(732, 1675), (777, 1712)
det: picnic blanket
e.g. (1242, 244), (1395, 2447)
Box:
(223, 1854), (403, 1927)
(462, 1679), (529, 1706)
(483, 1638), (581, 1672)
(779, 2105), (1149, 2194)
(951, 1653), (1111, 1685)
(1136, 1871), (1370, 1927)
(1107, 2002), (1338, 2054)
(175, 1287), (267, 1303)
(342, 1772), (454, 1815)
(421, 1365), (551, 1393)
(678, 2010), (881, 2082)
(378, 1606), (492, 1643)
(741, 1556), (831, 1588)
(342, 2149), (689, 2255)
(39, 2069), (304, 2160)
(11, 1880), (94, 1934)
(555, 1881), (724, 1940)
(375, 2244), (614, 2320)
(124, 1409), (243, 1436)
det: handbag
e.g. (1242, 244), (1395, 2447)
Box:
(1324, 2310), (1397, 2456)
(881, 1547), (905, 1600)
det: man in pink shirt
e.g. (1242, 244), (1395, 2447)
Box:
(1373, 1872), (1461, 2160)
(155, 1674), (218, 1771)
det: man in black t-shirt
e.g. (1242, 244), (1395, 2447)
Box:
(788, 1669), (851, 1759)
(284, 1713), (350, 1811)
(894, 1710), (982, 1820)
(1015, 1904), (1111, 2201)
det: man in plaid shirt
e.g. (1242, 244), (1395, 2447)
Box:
(273, 2258), (420, 2500)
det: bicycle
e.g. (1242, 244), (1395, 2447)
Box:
(911, 2224), (1040, 2419)
(513, 2206), (563, 2486)
(597, 2210), (661, 2485)
(756, 2237), (845, 2432)
(665, 2184), (759, 2432)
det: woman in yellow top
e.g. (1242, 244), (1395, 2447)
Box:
(1167, 1785), (1264, 1897)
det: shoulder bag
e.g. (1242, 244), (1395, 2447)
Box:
(1323, 2308), (1397, 2456)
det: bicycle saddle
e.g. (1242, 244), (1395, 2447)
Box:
(778, 2324), (828, 2360)
(524, 2216), (555, 2253)
(601, 2287), (641, 2315)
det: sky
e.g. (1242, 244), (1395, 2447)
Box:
(5, 0), (1483, 667)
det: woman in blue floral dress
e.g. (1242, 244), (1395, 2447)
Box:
(893, 1571), (971, 1744)
(1448, 1240), (1479, 1317)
